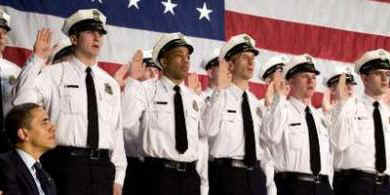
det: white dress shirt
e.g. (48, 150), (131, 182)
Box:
(16, 149), (45, 195)
(330, 94), (390, 175)
(203, 84), (265, 161)
(13, 55), (127, 185)
(261, 96), (333, 176)
(121, 76), (204, 162)
(0, 58), (21, 117)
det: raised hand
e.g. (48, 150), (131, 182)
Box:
(334, 74), (349, 102)
(273, 76), (289, 97)
(113, 64), (129, 88)
(33, 28), (54, 62)
(128, 50), (145, 80)
(321, 89), (333, 112)
(264, 81), (275, 107)
(215, 58), (231, 90)
(187, 73), (202, 94)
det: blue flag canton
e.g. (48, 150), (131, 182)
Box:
(1, 0), (225, 40)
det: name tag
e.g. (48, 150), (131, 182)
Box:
(155, 101), (168, 105)
(227, 110), (237, 113)
(289, 123), (301, 126)
(64, 85), (79, 88)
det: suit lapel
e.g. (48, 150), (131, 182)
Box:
(11, 150), (40, 195)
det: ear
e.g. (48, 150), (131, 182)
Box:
(160, 58), (168, 70)
(17, 128), (29, 142)
(70, 34), (78, 45)
(360, 74), (368, 85)
(228, 61), (234, 72)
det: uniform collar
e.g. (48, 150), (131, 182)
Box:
(70, 56), (99, 75)
(362, 93), (384, 108)
(230, 83), (250, 100)
(289, 96), (312, 113)
(16, 148), (38, 173)
(160, 75), (186, 92)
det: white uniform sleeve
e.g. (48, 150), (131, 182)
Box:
(329, 98), (355, 152)
(111, 84), (127, 185)
(121, 78), (147, 147)
(261, 95), (289, 144)
(13, 55), (48, 106)
(202, 89), (225, 137)
(12, 55), (46, 102)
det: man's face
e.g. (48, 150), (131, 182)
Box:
(0, 27), (8, 53)
(71, 30), (104, 58)
(207, 65), (219, 82)
(161, 46), (190, 81)
(265, 68), (283, 83)
(361, 69), (390, 96)
(229, 51), (255, 81)
(143, 66), (161, 80)
(330, 82), (355, 97)
(289, 72), (317, 99)
(25, 107), (56, 152)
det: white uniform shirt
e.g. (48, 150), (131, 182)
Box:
(197, 88), (213, 195)
(16, 149), (46, 195)
(330, 94), (390, 175)
(203, 84), (265, 160)
(261, 96), (332, 176)
(13, 56), (127, 185)
(121, 76), (204, 162)
(0, 58), (21, 117)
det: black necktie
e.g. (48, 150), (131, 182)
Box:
(373, 101), (387, 173)
(34, 162), (55, 195)
(305, 106), (321, 175)
(86, 67), (99, 148)
(242, 92), (257, 167)
(173, 85), (188, 154)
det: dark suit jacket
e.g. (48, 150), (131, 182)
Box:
(0, 150), (56, 195)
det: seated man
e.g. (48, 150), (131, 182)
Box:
(0, 103), (56, 195)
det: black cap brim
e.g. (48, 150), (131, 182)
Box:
(205, 57), (219, 70)
(262, 64), (284, 80)
(224, 43), (259, 61)
(326, 74), (356, 87)
(286, 63), (320, 80)
(359, 58), (390, 74)
(0, 19), (11, 32)
(143, 58), (161, 71)
(68, 19), (107, 36)
(157, 39), (194, 61)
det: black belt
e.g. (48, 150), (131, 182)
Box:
(211, 158), (260, 171)
(55, 146), (110, 160)
(275, 172), (329, 184)
(335, 169), (390, 185)
(144, 157), (196, 172)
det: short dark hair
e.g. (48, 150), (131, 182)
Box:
(5, 103), (41, 145)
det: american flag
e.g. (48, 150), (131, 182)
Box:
(1, 0), (390, 107)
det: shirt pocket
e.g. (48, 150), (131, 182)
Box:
(355, 117), (374, 146)
(287, 124), (306, 150)
(99, 94), (115, 125)
(60, 86), (83, 114)
(186, 109), (200, 137)
(150, 104), (174, 132)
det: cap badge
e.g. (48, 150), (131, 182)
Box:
(305, 56), (313, 63)
(92, 10), (100, 21)
(243, 36), (253, 47)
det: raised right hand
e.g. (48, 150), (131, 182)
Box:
(215, 58), (231, 90)
(128, 50), (145, 80)
(33, 28), (54, 62)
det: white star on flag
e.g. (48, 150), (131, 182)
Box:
(161, 0), (178, 15)
(91, 0), (103, 3)
(128, 0), (141, 9)
(196, 2), (213, 21)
